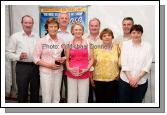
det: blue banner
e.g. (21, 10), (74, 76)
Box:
(40, 6), (88, 38)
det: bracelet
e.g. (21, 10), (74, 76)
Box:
(90, 66), (94, 71)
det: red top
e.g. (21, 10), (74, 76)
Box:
(65, 47), (91, 79)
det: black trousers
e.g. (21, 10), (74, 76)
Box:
(60, 49), (67, 102)
(118, 79), (148, 103)
(94, 80), (117, 103)
(88, 81), (95, 103)
(16, 62), (40, 103)
(60, 71), (67, 102)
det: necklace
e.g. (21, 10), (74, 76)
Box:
(73, 38), (83, 45)
(102, 43), (112, 50)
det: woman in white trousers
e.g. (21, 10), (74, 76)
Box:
(65, 23), (94, 103)
(33, 18), (65, 103)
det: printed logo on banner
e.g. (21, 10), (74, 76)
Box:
(40, 6), (88, 38)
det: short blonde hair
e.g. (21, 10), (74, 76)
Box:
(71, 22), (84, 35)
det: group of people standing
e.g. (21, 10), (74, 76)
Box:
(6, 13), (153, 103)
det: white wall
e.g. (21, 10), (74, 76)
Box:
(11, 5), (40, 35)
(5, 6), (12, 94)
(11, 5), (155, 53)
(88, 5), (155, 61)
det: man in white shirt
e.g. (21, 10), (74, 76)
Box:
(84, 18), (102, 103)
(6, 15), (40, 103)
(114, 17), (134, 45)
(83, 18), (102, 47)
(57, 12), (73, 103)
(57, 13), (73, 44)
(112, 17), (134, 103)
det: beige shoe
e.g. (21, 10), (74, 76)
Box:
(10, 91), (17, 99)
(5, 92), (11, 98)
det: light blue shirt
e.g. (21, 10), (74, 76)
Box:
(57, 29), (73, 45)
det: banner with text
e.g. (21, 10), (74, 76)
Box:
(40, 6), (88, 37)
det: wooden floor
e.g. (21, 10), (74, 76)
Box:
(5, 97), (17, 103)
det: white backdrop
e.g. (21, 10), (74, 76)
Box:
(88, 5), (155, 47)
(10, 5), (155, 60)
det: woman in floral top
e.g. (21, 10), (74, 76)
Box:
(92, 28), (120, 103)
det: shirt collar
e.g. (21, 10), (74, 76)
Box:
(88, 34), (100, 41)
(123, 36), (131, 41)
(45, 34), (59, 42)
(57, 28), (69, 34)
(130, 39), (144, 47)
(22, 31), (35, 37)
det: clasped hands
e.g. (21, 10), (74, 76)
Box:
(68, 67), (89, 77)
(128, 76), (140, 88)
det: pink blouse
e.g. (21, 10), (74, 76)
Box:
(65, 45), (91, 79)
(33, 34), (64, 74)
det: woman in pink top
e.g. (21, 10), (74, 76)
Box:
(33, 18), (65, 103)
(65, 22), (94, 103)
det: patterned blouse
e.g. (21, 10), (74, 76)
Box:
(93, 43), (120, 81)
